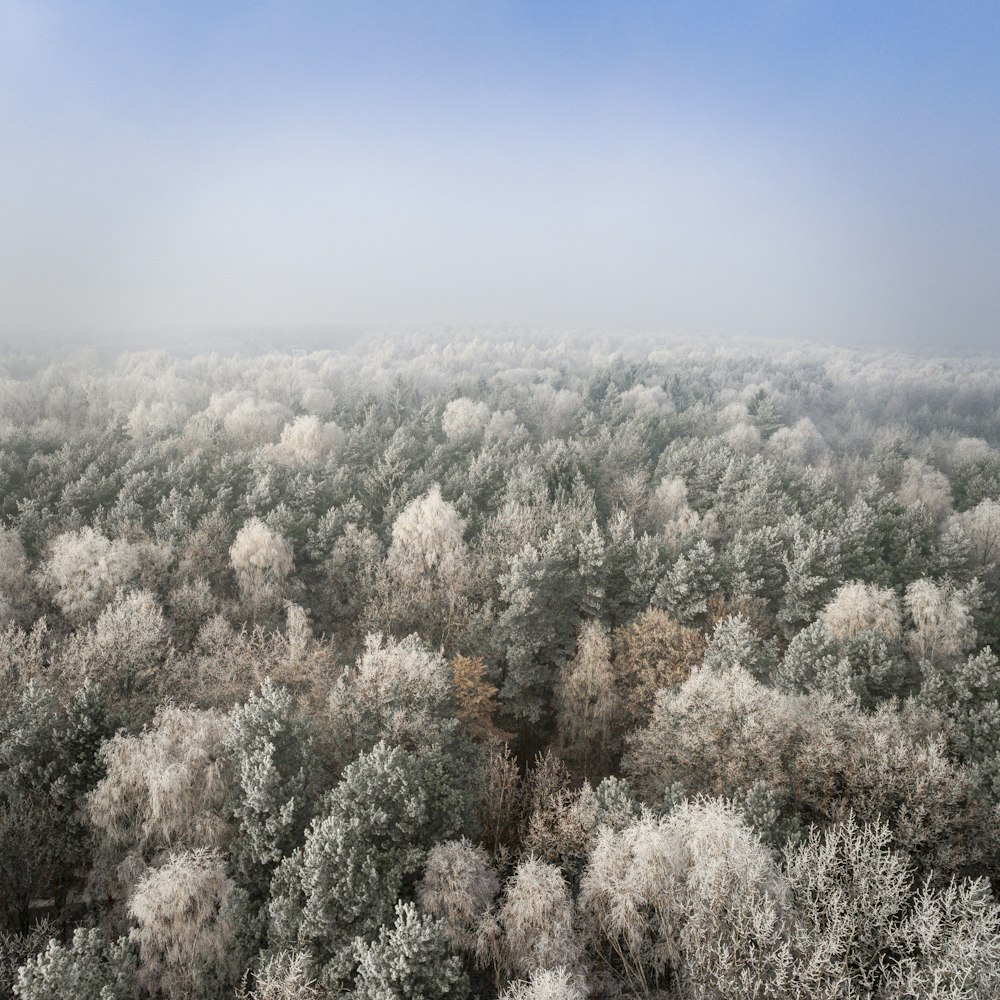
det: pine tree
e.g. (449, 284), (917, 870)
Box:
(352, 900), (469, 1000)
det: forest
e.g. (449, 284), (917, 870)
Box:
(2, 333), (1000, 999)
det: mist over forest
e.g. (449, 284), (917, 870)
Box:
(0, 334), (999, 998)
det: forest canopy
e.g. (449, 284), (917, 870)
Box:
(2, 332), (1000, 999)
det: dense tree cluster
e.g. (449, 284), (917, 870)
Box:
(2, 332), (1000, 997)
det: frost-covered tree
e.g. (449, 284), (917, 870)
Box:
(701, 614), (778, 682)
(905, 577), (978, 663)
(579, 799), (783, 995)
(898, 457), (954, 522)
(88, 706), (233, 884)
(949, 498), (1000, 573)
(230, 518), (294, 609)
(554, 621), (620, 772)
(13, 928), (136, 1000)
(226, 681), (315, 912)
(268, 741), (469, 984)
(653, 539), (719, 623)
(478, 857), (583, 986)
(128, 848), (241, 1000)
(442, 398), (491, 443)
(352, 900), (469, 1000)
(328, 633), (462, 766)
(0, 528), (30, 628)
(819, 580), (902, 642)
(418, 839), (499, 953)
(39, 527), (139, 624)
(60, 588), (168, 707)
(779, 524), (842, 635)
(919, 646), (1000, 791)
(496, 521), (605, 723)
(275, 415), (345, 466)
(611, 608), (705, 720)
(376, 485), (473, 646)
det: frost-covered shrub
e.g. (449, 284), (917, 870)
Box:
(497, 968), (586, 1000)
(236, 950), (325, 1000)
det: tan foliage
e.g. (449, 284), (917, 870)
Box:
(451, 653), (511, 742)
(612, 608), (706, 720)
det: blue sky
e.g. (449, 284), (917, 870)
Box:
(1, 1), (998, 347)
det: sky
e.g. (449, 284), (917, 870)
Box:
(1, 1), (998, 350)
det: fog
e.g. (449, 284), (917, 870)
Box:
(1, 1), (998, 351)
